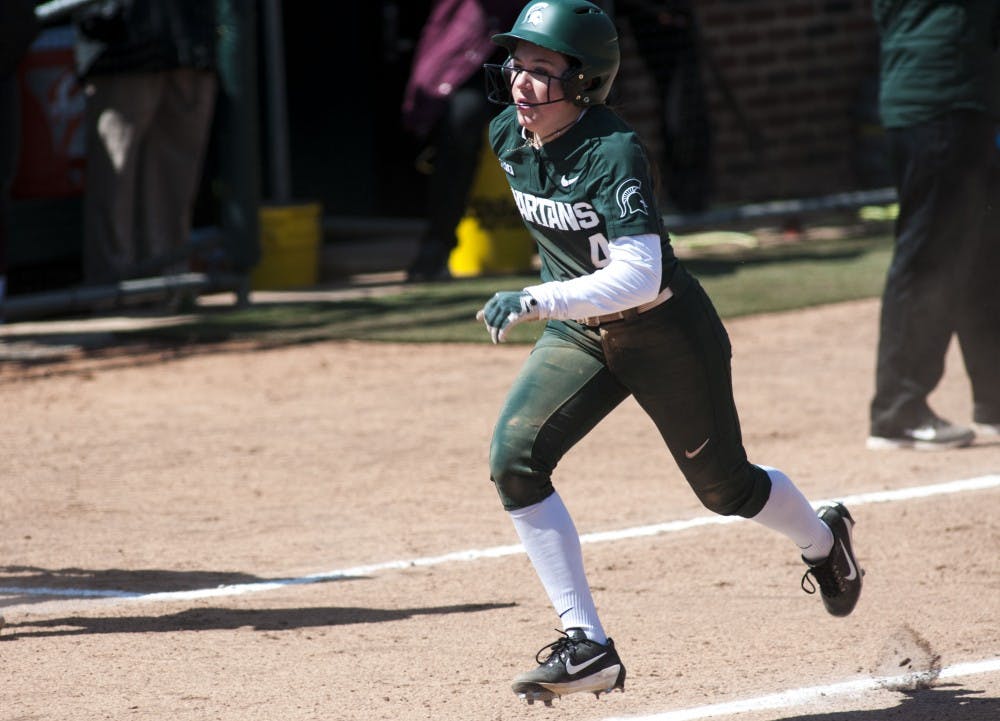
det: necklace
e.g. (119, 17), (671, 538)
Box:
(529, 109), (587, 148)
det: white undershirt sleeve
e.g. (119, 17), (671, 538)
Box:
(523, 233), (662, 321)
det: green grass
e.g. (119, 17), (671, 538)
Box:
(120, 233), (893, 347)
(687, 233), (892, 318)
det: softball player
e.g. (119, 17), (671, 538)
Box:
(476, 0), (864, 706)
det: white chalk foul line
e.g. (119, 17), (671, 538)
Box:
(2, 474), (998, 605)
(600, 657), (1000, 721)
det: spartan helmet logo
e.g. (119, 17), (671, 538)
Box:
(616, 178), (649, 218)
(525, 3), (550, 25)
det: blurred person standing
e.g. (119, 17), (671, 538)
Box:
(979, 50), (1000, 439)
(74, 0), (217, 289)
(867, 1), (1000, 449)
(401, 0), (522, 282)
(614, 0), (712, 213)
(0, 0), (41, 320)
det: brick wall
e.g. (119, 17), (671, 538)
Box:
(612, 1), (885, 207)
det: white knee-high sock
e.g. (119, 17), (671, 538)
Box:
(752, 467), (834, 561)
(509, 491), (608, 643)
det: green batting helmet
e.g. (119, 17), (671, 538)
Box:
(492, 0), (620, 106)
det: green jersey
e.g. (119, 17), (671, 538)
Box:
(489, 105), (680, 289)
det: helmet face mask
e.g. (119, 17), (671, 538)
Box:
(489, 0), (619, 107)
(484, 58), (575, 107)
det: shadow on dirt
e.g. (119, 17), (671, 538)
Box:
(0, 292), (490, 374)
(1, 602), (516, 639)
(0, 565), (362, 601)
(773, 684), (999, 721)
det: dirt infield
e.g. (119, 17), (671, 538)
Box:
(1, 297), (998, 721)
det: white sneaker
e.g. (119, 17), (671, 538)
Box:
(972, 422), (1000, 437)
(867, 416), (975, 450)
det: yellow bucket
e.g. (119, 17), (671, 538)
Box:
(449, 134), (534, 277)
(252, 202), (322, 289)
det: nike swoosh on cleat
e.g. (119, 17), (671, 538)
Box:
(840, 539), (858, 581)
(684, 437), (710, 459)
(565, 652), (607, 675)
(560, 175), (579, 187)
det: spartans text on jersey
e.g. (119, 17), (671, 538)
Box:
(510, 189), (600, 231)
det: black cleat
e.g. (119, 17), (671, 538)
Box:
(802, 502), (864, 617)
(512, 628), (625, 705)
